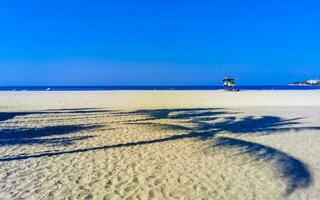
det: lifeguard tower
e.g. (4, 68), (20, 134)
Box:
(223, 77), (239, 91)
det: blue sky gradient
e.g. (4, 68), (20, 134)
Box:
(0, 0), (319, 85)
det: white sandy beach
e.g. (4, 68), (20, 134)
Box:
(0, 90), (320, 200)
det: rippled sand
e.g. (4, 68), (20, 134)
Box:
(0, 91), (320, 199)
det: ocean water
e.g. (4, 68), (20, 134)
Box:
(0, 86), (319, 91)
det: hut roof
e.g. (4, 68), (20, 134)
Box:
(223, 77), (236, 82)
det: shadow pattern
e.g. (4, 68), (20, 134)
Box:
(0, 108), (112, 122)
(0, 125), (100, 146)
(1, 107), (320, 196)
(214, 137), (312, 196)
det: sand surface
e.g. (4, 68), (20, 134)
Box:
(0, 90), (320, 200)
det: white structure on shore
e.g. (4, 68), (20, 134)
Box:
(290, 79), (320, 86)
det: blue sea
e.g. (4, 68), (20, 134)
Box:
(0, 86), (319, 91)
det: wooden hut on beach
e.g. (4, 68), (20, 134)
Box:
(223, 77), (239, 91)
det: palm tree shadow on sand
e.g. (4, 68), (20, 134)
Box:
(0, 108), (111, 146)
(1, 108), (320, 196)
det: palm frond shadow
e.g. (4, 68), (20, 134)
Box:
(214, 137), (312, 196)
(0, 108), (111, 146)
(0, 108), (113, 122)
(1, 108), (320, 196)
(0, 125), (100, 146)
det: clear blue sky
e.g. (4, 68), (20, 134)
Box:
(0, 0), (319, 86)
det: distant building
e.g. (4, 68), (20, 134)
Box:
(290, 79), (320, 86)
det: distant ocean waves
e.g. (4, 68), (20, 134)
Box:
(0, 86), (319, 91)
